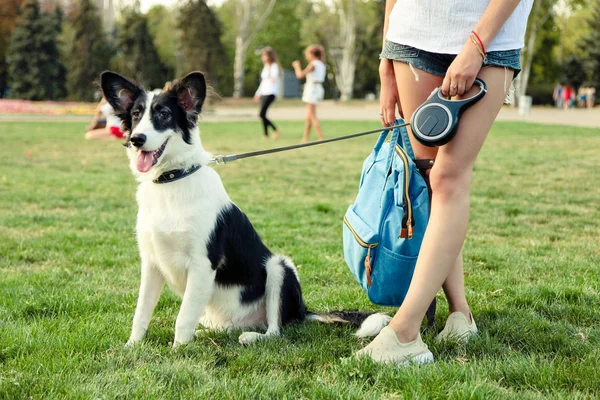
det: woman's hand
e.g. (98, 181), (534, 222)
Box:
(292, 60), (301, 69)
(442, 40), (484, 97)
(379, 59), (401, 126)
(253, 95), (260, 103)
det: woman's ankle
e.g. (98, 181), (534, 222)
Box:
(448, 303), (472, 323)
(388, 321), (420, 343)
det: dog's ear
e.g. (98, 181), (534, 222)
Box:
(171, 72), (206, 116)
(100, 71), (144, 114)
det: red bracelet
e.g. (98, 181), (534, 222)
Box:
(471, 30), (486, 55)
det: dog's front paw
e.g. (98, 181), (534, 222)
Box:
(125, 337), (142, 349)
(238, 331), (265, 346)
(173, 330), (195, 349)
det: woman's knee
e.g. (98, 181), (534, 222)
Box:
(429, 165), (472, 203)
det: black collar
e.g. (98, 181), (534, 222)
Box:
(153, 165), (202, 184)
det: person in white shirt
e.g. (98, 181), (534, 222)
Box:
(254, 47), (280, 140)
(85, 96), (125, 140)
(356, 0), (534, 365)
(292, 45), (326, 143)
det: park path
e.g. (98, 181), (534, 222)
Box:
(202, 102), (600, 128)
(0, 102), (599, 128)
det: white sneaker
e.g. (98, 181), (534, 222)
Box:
(436, 312), (478, 343)
(355, 327), (434, 366)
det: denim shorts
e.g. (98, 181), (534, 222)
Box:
(380, 40), (522, 78)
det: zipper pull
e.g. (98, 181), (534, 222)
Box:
(407, 218), (414, 239)
(365, 247), (373, 286)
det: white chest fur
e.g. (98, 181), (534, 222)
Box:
(135, 167), (230, 295)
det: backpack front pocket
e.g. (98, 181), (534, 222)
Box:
(367, 245), (418, 307)
(343, 208), (379, 289)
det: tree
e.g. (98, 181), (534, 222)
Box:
(113, 7), (171, 89)
(353, 0), (384, 98)
(301, 0), (379, 101)
(230, 0), (277, 98)
(6, 0), (66, 100)
(0, 0), (25, 97)
(67, 0), (112, 101)
(43, 6), (67, 100)
(178, 0), (230, 95)
(146, 5), (178, 75)
(562, 54), (587, 89)
(580, 0), (600, 89)
(243, 0), (303, 96)
(516, 0), (585, 102)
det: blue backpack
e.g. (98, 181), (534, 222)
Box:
(343, 120), (431, 308)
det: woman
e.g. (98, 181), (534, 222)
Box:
(292, 45), (326, 142)
(254, 47), (280, 140)
(357, 0), (534, 365)
(85, 97), (124, 140)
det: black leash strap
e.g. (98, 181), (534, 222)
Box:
(210, 122), (410, 164)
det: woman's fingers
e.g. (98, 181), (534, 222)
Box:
(441, 74), (451, 97)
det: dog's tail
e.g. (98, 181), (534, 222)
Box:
(306, 311), (391, 338)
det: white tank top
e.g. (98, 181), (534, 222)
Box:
(306, 60), (326, 84)
(100, 101), (121, 129)
(255, 63), (280, 96)
(386, 0), (534, 54)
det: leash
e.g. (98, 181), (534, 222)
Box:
(209, 80), (488, 164)
(209, 123), (409, 165)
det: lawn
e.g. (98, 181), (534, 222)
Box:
(1, 119), (599, 399)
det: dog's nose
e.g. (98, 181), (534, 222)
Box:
(130, 134), (147, 148)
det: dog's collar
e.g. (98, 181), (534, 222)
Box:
(153, 165), (202, 184)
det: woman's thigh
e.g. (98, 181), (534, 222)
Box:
(394, 62), (512, 176)
(435, 66), (513, 179)
(392, 61), (442, 160)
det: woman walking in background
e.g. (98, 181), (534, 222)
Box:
(292, 45), (326, 143)
(254, 47), (280, 140)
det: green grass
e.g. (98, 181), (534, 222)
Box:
(1, 120), (599, 399)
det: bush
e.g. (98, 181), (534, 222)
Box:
(527, 83), (555, 106)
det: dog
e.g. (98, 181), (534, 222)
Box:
(100, 71), (391, 348)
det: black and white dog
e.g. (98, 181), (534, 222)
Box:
(100, 71), (390, 348)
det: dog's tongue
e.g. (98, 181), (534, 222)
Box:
(137, 151), (153, 173)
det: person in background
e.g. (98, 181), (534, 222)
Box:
(292, 45), (326, 143)
(586, 86), (595, 109)
(563, 85), (573, 110)
(85, 97), (124, 140)
(254, 47), (280, 140)
(552, 83), (563, 109)
(577, 86), (587, 108)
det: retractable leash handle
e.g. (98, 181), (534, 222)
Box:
(411, 78), (487, 147)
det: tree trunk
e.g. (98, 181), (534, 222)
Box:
(516, 0), (545, 103)
(332, 0), (356, 101)
(232, 0), (277, 98)
(233, 35), (247, 98)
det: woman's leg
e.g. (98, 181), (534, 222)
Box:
(390, 63), (471, 321)
(85, 128), (114, 140)
(387, 64), (513, 343)
(259, 95), (276, 137)
(308, 104), (324, 140)
(302, 105), (312, 143)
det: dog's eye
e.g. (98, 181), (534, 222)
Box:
(132, 110), (141, 119)
(160, 110), (170, 118)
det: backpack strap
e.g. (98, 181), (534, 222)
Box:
(372, 123), (402, 157)
(396, 118), (416, 160)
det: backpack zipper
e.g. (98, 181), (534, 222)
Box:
(395, 145), (413, 239)
(344, 215), (378, 286)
